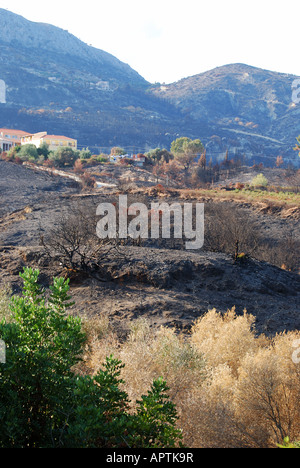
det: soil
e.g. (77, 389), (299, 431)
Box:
(0, 160), (299, 337)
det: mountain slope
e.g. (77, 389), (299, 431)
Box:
(152, 64), (300, 164)
(0, 9), (189, 152)
(0, 9), (299, 164)
(0, 8), (146, 86)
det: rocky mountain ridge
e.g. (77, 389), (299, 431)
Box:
(152, 63), (300, 164)
(0, 9), (146, 86)
(0, 9), (300, 165)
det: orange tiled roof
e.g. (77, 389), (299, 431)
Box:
(0, 128), (30, 136)
(41, 135), (76, 141)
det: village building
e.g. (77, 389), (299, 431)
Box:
(132, 153), (146, 167)
(21, 132), (77, 151)
(0, 128), (30, 152)
(109, 153), (147, 167)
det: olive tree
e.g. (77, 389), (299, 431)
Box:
(171, 137), (204, 172)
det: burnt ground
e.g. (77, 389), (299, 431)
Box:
(0, 160), (80, 217)
(0, 159), (299, 336)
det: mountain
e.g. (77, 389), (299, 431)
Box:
(151, 63), (300, 165)
(0, 9), (146, 85)
(0, 9), (299, 165)
(0, 9), (186, 152)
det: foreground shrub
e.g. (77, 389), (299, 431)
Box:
(0, 268), (85, 447)
(2, 269), (299, 448)
(81, 308), (300, 448)
(0, 268), (182, 448)
(188, 309), (300, 447)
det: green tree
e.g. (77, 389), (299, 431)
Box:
(131, 377), (182, 448)
(146, 148), (173, 164)
(110, 146), (126, 156)
(171, 137), (204, 172)
(49, 147), (80, 168)
(0, 268), (85, 447)
(0, 269), (182, 448)
(37, 142), (50, 159)
(67, 356), (131, 447)
(18, 144), (39, 162)
(79, 147), (92, 160)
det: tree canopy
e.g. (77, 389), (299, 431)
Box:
(146, 148), (173, 164)
(170, 137), (204, 171)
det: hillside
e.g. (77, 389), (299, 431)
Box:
(0, 9), (186, 152)
(151, 63), (300, 165)
(0, 160), (299, 336)
(0, 9), (146, 86)
(0, 9), (300, 165)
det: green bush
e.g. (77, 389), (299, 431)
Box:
(48, 147), (80, 168)
(278, 437), (300, 448)
(18, 144), (39, 162)
(79, 148), (92, 160)
(251, 173), (268, 187)
(0, 268), (182, 448)
(97, 155), (109, 163)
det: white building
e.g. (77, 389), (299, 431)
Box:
(21, 132), (77, 151)
(0, 128), (29, 152)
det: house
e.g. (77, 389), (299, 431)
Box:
(21, 132), (77, 151)
(0, 128), (30, 152)
(132, 153), (146, 167)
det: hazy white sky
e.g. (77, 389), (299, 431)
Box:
(1, 0), (299, 83)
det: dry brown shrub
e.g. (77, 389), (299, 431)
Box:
(181, 363), (245, 448)
(74, 313), (120, 376)
(190, 307), (265, 376)
(186, 310), (300, 447)
(74, 309), (300, 448)
(234, 336), (300, 446)
(119, 318), (205, 410)
(0, 286), (12, 322)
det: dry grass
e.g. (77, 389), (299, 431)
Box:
(78, 308), (300, 448)
(2, 283), (299, 448)
(179, 187), (300, 208)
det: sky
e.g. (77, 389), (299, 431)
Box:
(1, 0), (300, 84)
